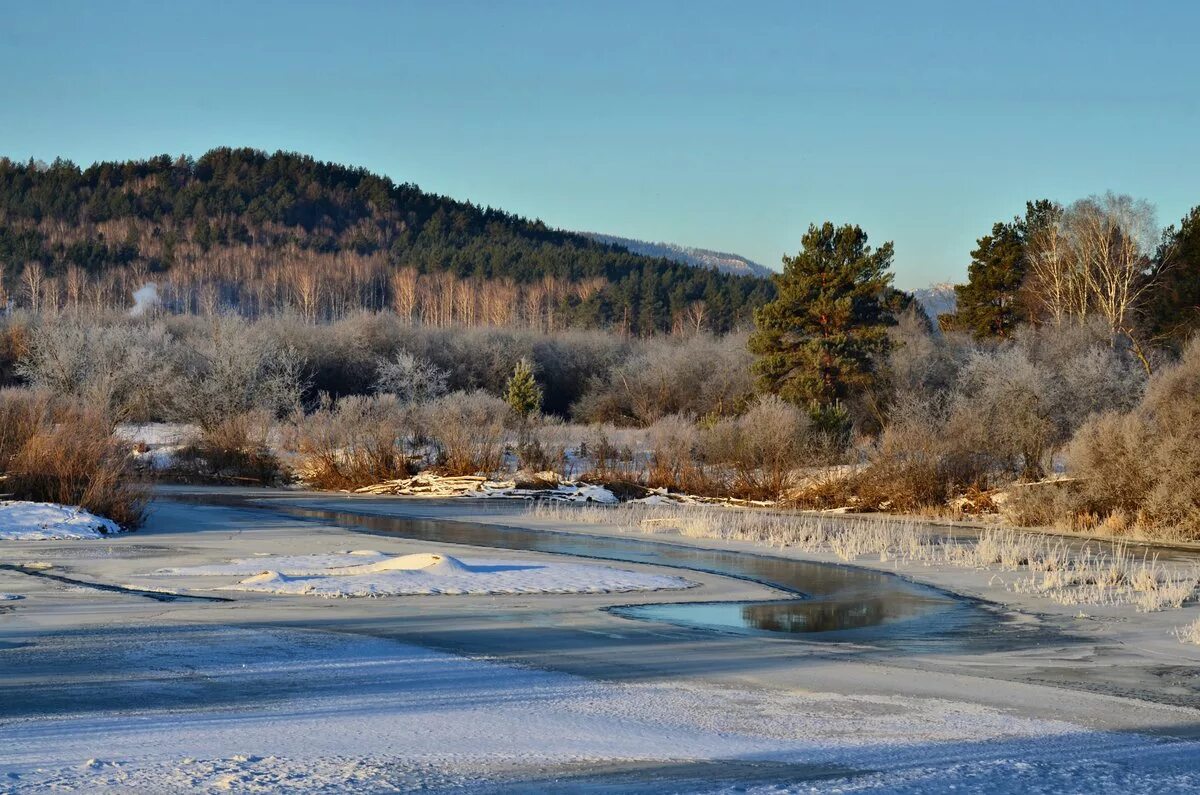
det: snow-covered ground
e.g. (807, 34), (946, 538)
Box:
(115, 422), (195, 471)
(153, 550), (695, 597)
(2, 626), (1199, 793)
(0, 501), (120, 541)
(113, 422), (195, 447)
(8, 490), (1200, 793)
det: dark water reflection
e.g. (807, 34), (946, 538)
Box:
(258, 502), (989, 643)
(614, 592), (949, 638)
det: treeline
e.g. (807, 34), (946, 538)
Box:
(943, 194), (1200, 351)
(738, 207), (1200, 537)
(0, 148), (773, 333)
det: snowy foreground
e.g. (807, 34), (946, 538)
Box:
(3, 625), (1200, 793)
(0, 501), (120, 541)
(154, 550), (695, 597)
(7, 492), (1200, 793)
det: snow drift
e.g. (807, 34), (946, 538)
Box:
(155, 550), (694, 598)
(0, 501), (121, 541)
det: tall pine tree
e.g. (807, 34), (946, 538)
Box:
(749, 222), (896, 408)
(1141, 206), (1200, 349)
(944, 200), (1058, 338)
(948, 221), (1028, 338)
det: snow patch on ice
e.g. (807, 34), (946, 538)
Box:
(156, 551), (392, 576)
(154, 550), (695, 597)
(0, 501), (121, 541)
(331, 552), (472, 574)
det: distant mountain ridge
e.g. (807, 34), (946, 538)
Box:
(912, 282), (958, 322)
(582, 232), (775, 278)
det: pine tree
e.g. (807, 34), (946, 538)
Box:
(1141, 206), (1200, 349)
(943, 201), (1056, 338)
(946, 221), (1028, 338)
(504, 357), (543, 420)
(749, 222), (896, 408)
(504, 357), (543, 450)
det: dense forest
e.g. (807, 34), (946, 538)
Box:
(0, 148), (774, 333)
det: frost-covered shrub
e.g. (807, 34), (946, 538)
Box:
(702, 395), (814, 499)
(576, 425), (642, 485)
(172, 316), (305, 431)
(374, 351), (448, 403)
(156, 317), (304, 483)
(1067, 337), (1200, 537)
(16, 317), (180, 423)
(885, 310), (969, 399)
(947, 346), (1055, 479)
(1013, 321), (1146, 442)
(645, 414), (706, 492)
(172, 409), (286, 485)
(517, 416), (571, 474)
(573, 332), (754, 425)
(877, 318), (1147, 494)
(421, 390), (510, 475)
(257, 316), (625, 416)
(285, 394), (417, 489)
(259, 312), (385, 398)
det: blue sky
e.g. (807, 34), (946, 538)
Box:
(1, 0), (1196, 288)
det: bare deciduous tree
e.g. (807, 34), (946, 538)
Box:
(1063, 193), (1158, 338)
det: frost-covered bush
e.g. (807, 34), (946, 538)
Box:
(573, 332), (754, 425)
(885, 309), (970, 399)
(878, 318), (1146, 488)
(645, 414), (705, 492)
(374, 351), (448, 403)
(1012, 320), (1146, 442)
(516, 416), (572, 474)
(702, 395), (814, 499)
(841, 317), (1149, 511)
(253, 315), (624, 416)
(1067, 337), (1200, 537)
(172, 316), (305, 431)
(159, 317), (304, 483)
(420, 390), (510, 475)
(284, 394), (417, 489)
(16, 317), (180, 423)
(947, 346), (1056, 479)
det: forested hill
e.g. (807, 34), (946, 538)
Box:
(0, 148), (774, 333)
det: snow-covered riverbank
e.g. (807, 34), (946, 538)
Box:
(5, 623), (1200, 793)
(4, 488), (1200, 793)
(0, 501), (120, 541)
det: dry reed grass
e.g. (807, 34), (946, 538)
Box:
(529, 501), (1200, 613)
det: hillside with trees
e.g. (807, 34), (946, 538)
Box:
(2, 152), (1199, 540)
(0, 148), (773, 334)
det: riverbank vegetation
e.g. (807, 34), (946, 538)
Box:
(0, 151), (1197, 541)
(529, 501), (1200, 614)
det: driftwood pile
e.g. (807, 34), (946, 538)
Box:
(353, 471), (618, 503)
(355, 473), (493, 497)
